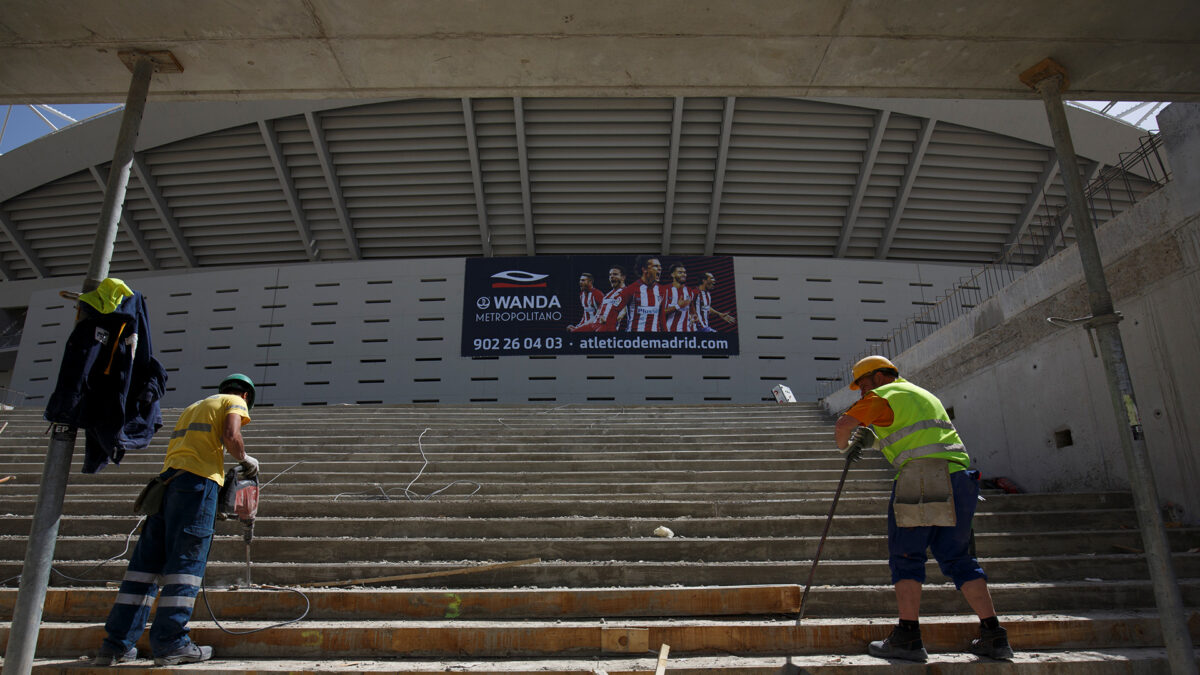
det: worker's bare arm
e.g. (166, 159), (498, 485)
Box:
(222, 412), (247, 461)
(834, 414), (863, 450)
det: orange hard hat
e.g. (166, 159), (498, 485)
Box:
(849, 355), (898, 390)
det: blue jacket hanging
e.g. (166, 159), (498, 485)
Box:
(44, 289), (168, 473)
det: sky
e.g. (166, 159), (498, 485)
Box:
(0, 104), (122, 155)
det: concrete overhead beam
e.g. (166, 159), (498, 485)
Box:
(1, 1), (1198, 104)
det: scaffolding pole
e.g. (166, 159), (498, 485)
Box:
(2, 54), (156, 675)
(1022, 59), (1197, 675)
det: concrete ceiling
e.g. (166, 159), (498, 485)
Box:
(2, 1), (1199, 104)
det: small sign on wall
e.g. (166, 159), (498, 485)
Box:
(461, 255), (739, 357)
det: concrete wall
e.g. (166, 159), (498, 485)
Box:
(7, 256), (975, 408)
(824, 103), (1200, 523)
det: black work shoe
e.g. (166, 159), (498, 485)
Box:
(969, 625), (1015, 660)
(868, 625), (928, 662)
(154, 642), (213, 666)
(94, 645), (137, 666)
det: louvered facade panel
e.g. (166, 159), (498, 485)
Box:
(117, 176), (185, 272)
(667, 98), (727, 254)
(275, 114), (352, 262)
(472, 98), (526, 256)
(522, 98), (672, 255)
(2, 171), (96, 278)
(716, 99), (880, 256)
(319, 100), (481, 258)
(839, 119), (923, 259)
(134, 124), (311, 266)
(4, 171), (94, 217)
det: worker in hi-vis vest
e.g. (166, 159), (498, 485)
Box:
(835, 356), (1013, 662)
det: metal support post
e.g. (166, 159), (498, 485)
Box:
(1023, 59), (1197, 675)
(2, 54), (156, 675)
(85, 55), (154, 292)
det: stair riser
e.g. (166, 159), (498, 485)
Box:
(13, 530), (1196, 564)
(0, 510), (1141, 538)
(6, 584), (1199, 622)
(0, 495), (1136, 518)
(3, 615), (1194, 659)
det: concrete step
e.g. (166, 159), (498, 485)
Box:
(0, 438), (851, 453)
(0, 493), (1137, 518)
(25, 649), (1200, 674)
(7, 583), (1200, 623)
(15, 529), (1199, 566)
(3, 401), (1194, 675)
(15, 553), (1200, 590)
(0, 456), (886, 473)
(0, 480), (905, 498)
(4, 612), (1197, 660)
(0, 509), (1145, 538)
(0, 469), (903, 487)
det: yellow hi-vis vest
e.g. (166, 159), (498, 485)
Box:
(870, 378), (970, 478)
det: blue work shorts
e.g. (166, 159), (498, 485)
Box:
(887, 468), (987, 588)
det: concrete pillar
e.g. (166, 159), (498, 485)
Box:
(1157, 103), (1200, 217)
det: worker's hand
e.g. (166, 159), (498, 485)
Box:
(238, 455), (259, 479)
(843, 426), (876, 464)
(849, 426), (875, 448)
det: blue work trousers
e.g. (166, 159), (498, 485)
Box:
(102, 469), (217, 656)
(887, 468), (987, 588)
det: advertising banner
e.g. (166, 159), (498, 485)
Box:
(462, 255), (739, 357)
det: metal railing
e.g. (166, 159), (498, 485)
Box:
(0, 313), (25, 351)
(0, 385), (30, 409)
(815, 133), (1170, 400)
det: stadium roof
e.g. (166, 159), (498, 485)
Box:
(0, 96), (1163, 283)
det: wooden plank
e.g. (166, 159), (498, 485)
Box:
(6, 615), (1196, 659)
(1, 585), (801, 622)
(296, 558), (542, 588)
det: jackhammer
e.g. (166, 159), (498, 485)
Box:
(216, 464), (259, 586)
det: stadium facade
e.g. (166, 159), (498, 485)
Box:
(0, 96), (1166, 407)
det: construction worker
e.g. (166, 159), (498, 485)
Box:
(95, 374), (260, 666)
(834, 356), (1012, 662)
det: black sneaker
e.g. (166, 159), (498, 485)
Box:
(969, 625), (1015, 660)
(93, 645), (137, 666)
(868, 625), (928, 662)
(154, 642), (213, 666)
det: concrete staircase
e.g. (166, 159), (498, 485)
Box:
(0, 402), (1196, 673)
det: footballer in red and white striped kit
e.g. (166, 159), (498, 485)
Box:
(616, 256), (665, 332)
(567, 273), (605, 332)
(590, 265), (628, 332)
(693, 272), (736, 332)
(661, 263), (695, 332)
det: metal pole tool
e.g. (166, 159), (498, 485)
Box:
(796, 428), (873, 625)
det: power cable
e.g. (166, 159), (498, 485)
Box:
(332, 427), (482, 501)
(200, 584), (310, 636)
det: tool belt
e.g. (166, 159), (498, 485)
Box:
(133, 470), (180, 516)
(893, 458), (956, 528)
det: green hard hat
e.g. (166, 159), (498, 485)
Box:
(218, 373), (256, 410)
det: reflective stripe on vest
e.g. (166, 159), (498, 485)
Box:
(890, 441), (968, 468)
(869, 379), (969, 472)
(169, 422), (213, 440)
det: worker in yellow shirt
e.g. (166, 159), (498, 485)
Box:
(96, 374), (259, 666)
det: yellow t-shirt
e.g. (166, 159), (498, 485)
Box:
(162, 394), (251, 485)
